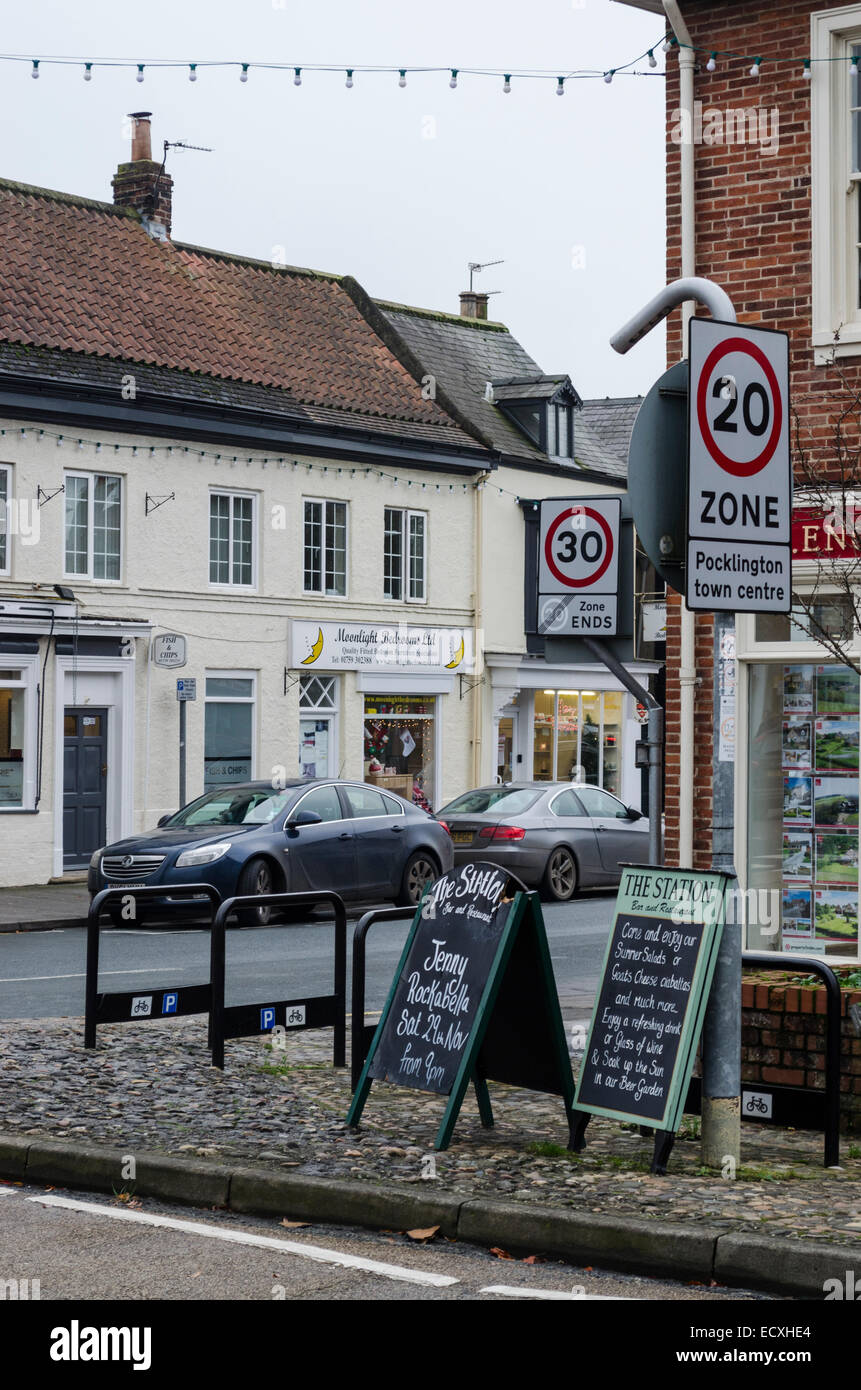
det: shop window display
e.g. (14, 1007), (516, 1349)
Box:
(363, 695), (435, 812)
(748, 661), (859, 955)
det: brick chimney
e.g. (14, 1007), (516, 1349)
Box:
(112, 113), (173, 239)
(459, 290), (489, 320)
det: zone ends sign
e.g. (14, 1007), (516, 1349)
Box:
(687, 319), (791, 613)
(538, 496), (621, 635)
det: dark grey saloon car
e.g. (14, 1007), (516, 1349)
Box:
(435, 782), (649, 901)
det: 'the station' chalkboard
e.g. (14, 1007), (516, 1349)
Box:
(347, 862), (576, 1150)
(571, 866), (729, 1171)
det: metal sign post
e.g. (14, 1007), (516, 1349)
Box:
(176, 677), (196, 808)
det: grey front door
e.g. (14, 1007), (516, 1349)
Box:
(63, 708), (108, 869)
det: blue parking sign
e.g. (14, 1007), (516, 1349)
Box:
(162, 993), (178, 1015)
(260, 1007), (275, 1031)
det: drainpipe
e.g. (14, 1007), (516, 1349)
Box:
(666, 0), (697, 870)
(472, 474), (487, 787)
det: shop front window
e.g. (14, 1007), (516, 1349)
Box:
(204, 674), (255, 791)
(363, 695), (435, 811)
(747, 660), (860, 957)
(0, 675), (26, 807)
(533, 689), (624, 789)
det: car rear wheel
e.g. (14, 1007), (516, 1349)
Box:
(237, 857), (276, 926)
(397, 851), (440, 908)
(542, 846), (578, 903)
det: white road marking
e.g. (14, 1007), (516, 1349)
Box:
(0, 967), (195, 983)
(28, 1194), (459, 1288)
(0, 1186), (20, 1195)
(479, 1284), (626, 1300)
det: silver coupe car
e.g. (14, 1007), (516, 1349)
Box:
(435, 782), (649, 901)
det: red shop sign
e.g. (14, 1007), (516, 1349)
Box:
(791, 508), (861, 559)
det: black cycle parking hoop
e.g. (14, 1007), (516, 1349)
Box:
(209, 890), (347, 1071)
(84, 884), (222, 1049)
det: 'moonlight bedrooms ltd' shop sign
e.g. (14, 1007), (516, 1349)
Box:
(571, 865), (730, 1174)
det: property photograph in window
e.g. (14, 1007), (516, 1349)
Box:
(813, 775), (859, 828)
(783, 775), (812, 822)
(814, 889), (859, 946)
(814, 717), (860, 772)
(782, 830), (812, 880)
(816, 665), (860, 715)
(783, 664), (814, 713)
(781, 718), (812, 770)
(815, 832), (859, 886)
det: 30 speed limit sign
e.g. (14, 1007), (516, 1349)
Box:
(687, 319), (791, 613)
(538, 496), (620, 635)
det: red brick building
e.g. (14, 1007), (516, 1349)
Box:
(621, 1), (861, 962)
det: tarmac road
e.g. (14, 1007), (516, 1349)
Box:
(0, 1181), (777, 1302)
(0, 893), (616, 1022)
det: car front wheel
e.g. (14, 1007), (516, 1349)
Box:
(542, 846), (578, 903)
(237, 856), (276, 926)
(397, 851), (439, 908)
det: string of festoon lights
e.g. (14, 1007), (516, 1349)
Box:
(3, 424), (533, 500)
(2, 38), (667, 92)
(665, 34), (861, 81)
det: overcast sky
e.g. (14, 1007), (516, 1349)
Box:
(1, 0), (666, 400)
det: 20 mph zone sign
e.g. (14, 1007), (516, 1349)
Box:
(538, 496), (620, 635)
(687, 319), (791, 613)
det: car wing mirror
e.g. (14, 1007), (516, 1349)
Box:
(626, 807), (643, 821)
(157, 814), (173, 828)
(285, 810), (323, 830)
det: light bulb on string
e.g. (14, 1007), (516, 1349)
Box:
(294, 67), (302, 86)
(240, 64), (249, 83)
(556, 76), (565, 95)
(647, 50), (657, 68)
(604, 70), (614, 84)
(802, 59), (811, 81)
(136, 64), (145, 83)
(750, 58), (761, 77)
(398, 69), (407, 88)
(662, 37), (672, 53)
(706, 53), (717, 72)
(851, 56), (859, 77)
(449, 69), (458, 89)
(345, 69), (353, 88)
(83, 63), (93, 82)
(188, 64), (197, 82)
(503, 74), (511, 93)
(31, 60), (39, 79)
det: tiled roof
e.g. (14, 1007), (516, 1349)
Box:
(377, 300), (631, 478)
(0, 179), (478, 447)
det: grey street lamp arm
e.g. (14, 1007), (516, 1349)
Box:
(610, 277), (738, 355)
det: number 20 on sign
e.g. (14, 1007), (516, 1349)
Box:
(686, 319), (791, 614)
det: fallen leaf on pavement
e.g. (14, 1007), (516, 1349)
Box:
(280, 1219), (310, 1229)
(406, 1225), (440, 1242)
(490, 1247), (514, 1260)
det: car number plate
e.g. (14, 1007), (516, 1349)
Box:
(451, 831), (473, 844)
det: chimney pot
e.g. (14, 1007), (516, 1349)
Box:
(459, 290), (489, 320)
(128, 111), (153, 162)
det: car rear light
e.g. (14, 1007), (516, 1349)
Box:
(437, 820), (451, 836)
(478, 825), (525, 841)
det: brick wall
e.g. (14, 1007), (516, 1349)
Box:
(740, 976), (861, 1128)
(662, 1), (861, 865)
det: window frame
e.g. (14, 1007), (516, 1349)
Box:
(0, 463), (11, 576)
(63, 469), (123, 584)
(811, 6), (861, 361)
(208, 489), (258, 591)
(203, 669), (257, 790)
(303, 497), (348, 597)
(383, 506), (428, 604)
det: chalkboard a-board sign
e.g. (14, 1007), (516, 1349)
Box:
(347, 862), (576, 1150)
(571, 865), (730, 1173)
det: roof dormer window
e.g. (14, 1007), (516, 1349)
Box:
(492, 375), (581, 461)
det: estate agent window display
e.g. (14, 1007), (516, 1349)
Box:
(363, 694), (434, 812)
(741, 595), (861, 960)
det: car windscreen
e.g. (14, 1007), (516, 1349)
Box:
(438, 788), (541, 817)
(168, 788), (292, 827)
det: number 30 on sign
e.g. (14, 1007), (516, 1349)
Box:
(537, 496), (621, 636)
